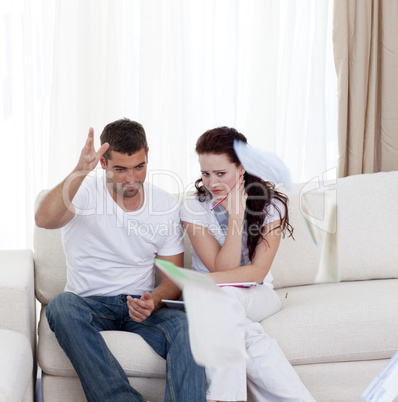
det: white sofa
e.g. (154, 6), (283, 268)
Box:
(264, 171), (398, 401)
(24, 171), (398, 401)
(0, 250), (36, 402)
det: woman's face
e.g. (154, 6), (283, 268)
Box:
(198, 153), (244, 198)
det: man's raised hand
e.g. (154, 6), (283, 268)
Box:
(75, 128), (110, 174)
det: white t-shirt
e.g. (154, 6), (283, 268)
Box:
(180, 195), (286, 284)
(62, 172), (184, 297)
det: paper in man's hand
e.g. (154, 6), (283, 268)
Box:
(155, 259), (248, 368)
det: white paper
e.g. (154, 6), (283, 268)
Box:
(233, 140), (292, 190)
(155, 259), (248, 368)
(362, 351), (398, 402)
(315, 194), (338, 283)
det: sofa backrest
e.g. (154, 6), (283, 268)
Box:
(271, 171), (398, 288)
(34, 192), (66, 305)
(335, 171), (398, 282)
(34, 171), (398, 303)
(271, 182), (324, 288)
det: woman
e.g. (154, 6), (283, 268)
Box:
(180, 127), (315, 402)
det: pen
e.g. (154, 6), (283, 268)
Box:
(210, 176), (243, 211)
(210, 194), (228, 211)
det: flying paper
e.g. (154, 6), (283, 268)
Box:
(304, 218), (318, 246)
(361, 351), (398, 402)
(300, 177), (338, 283)
(233, 140), (292, 190)
(155, 259), (248, 368)
(315, 195), (338, 283)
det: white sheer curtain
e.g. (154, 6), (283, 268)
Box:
(0, 0), (336, 249)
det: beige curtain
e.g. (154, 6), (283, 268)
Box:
(333, 0), (398, 177)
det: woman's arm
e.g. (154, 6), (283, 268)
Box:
(207, 177), (247, 271)
(184, 218), (282, 284)
(208, 220), (282, 283)
(182, 221), (224, 272)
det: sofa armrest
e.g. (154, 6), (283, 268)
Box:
(0, 250), (36, 401)
(0, 329), (33, 402)
(0, 249), (36, 353)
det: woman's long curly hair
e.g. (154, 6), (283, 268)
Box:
(195, 126), (293, 261)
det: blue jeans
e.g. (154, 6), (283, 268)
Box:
(46, 292), (206, 402)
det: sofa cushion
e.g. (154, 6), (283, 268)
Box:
(336, 171), (398, 281)
(37, 307), (166, 378)
(262, 279), (398, 366)
(34, 191), (67, 305)
(0, 249), (36, 351)
(271, 171), (398, 288)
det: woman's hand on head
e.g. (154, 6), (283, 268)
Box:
(216, 176), (247, 218)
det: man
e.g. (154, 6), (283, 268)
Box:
(35, 118), (206, 402)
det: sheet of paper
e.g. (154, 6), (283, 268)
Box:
(315, 193), (338, 283)
(304, 218), (318, 245)
(155, 259), (248, 368)
(361, 351), (398, 402)
(233, 140), (292, 191)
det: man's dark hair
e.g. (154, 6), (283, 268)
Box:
(100, 118), (148, 161)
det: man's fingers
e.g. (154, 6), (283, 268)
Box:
(132, 298), (147, 308)
(129, 309), (147, 323)
(141, 291), (152, 301)
(134, 296), (153, 310)
(82, 129), (95, 157)
(126, 293), (154, 323)
(83, 129), (108, 163)
(97, 142), (110, 158)
(129, 299), (151, 322)
(85, 128), (94, 145)
(128, 297), (151, 313)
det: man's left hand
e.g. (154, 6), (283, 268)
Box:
(127, 292), (155, 322)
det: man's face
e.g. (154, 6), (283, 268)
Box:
(100, 149), (148, 198)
